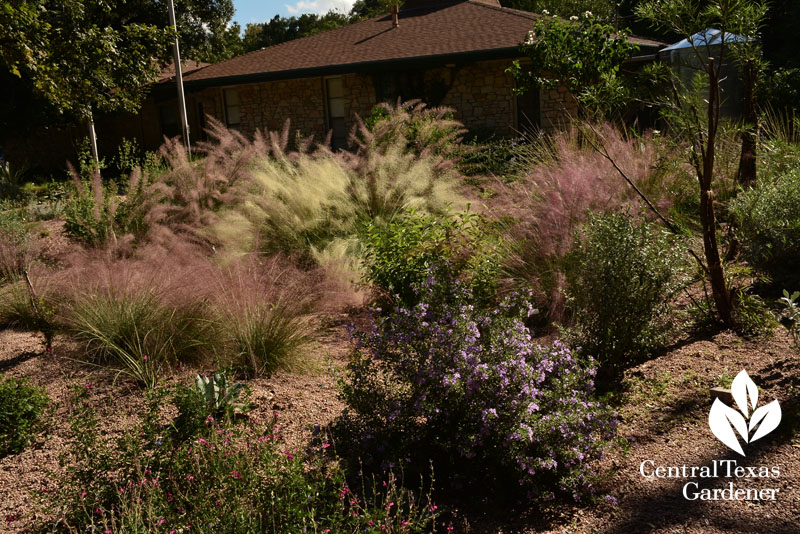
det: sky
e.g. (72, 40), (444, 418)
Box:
(232, 0), (355, 26)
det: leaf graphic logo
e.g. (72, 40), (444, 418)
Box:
(708, 370), (781, 456)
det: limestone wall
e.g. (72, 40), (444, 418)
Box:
(195, 77), (327, 142)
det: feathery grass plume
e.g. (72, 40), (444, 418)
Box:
(212, 255), (322, 376)
(211, 113), (468, 265)
(141, 119), (255, 250)
(354, 99), (466, 161)
(495, 123), (680, 323)
(57, 244), (222, 387)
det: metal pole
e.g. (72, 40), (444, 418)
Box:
(167, 0), (191, 152)
(86, 109), (100, 166)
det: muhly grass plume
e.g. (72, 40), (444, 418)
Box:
(56, 244), (222, 387)
(52, 242), (329, 385)
(495, 123), (680, 322)
(210, 255), (327, 376)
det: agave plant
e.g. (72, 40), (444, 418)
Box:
(195, 372), (254, 421)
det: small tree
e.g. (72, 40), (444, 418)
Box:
(507, 11), (638, 119)
(636, 0), (768, 327)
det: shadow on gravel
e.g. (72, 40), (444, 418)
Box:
(599, 394), (800, 534)
(0, 350), (40, 372)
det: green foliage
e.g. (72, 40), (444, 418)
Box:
(195, 373), (253, 418)
(778, 289), (800, 347)
(44, 384), (437, 533)
(0, 161), (28, 200)
(241, 11), (354, 53)
(0, 377), (49, 458)
(729, 167), (800, 287)
(360, 208), (504, 309)
(508, 12), (637, 117)
(564, 213), (688, 382)
(504, 0), (616, 23)
(63, 166), (152, 247)
(64, 290), (219, 388)
(2, 0), (237, 117)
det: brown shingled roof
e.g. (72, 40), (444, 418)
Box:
(183, 0), (662, 86)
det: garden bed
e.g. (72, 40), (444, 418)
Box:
(2, 325), (797, 534)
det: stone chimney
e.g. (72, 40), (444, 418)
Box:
(391, 5), (400, 27)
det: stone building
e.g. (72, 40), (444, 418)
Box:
(5, 0), (662, 172)
(150, 0), (661, 150)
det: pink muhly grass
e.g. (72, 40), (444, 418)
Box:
(494, 123), (678, 322)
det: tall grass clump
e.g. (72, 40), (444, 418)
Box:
(563, 213), (688, 383)
(496, 123), (681, 322)
(0, 205), (36, 283)
(730, 166), (800, 288)
(58, 246), (222, 387)
(65, 291), (216, 387)
(212, 103), (467, 266)
(212, 256), (321, 376)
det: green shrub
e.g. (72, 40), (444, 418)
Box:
(730, 167), (800, 287)
(0, 377), (49, 457)
(64, 290), (219, 388)
(43, 384), (438, 533)
(564, 213), (688, 382)
(336, 264), (615, 500)
(63, 164), (153, 248)
(360, 208), (504, 309)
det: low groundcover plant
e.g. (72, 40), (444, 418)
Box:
(336, 264), (617, 502)
(40, 382), (437, 533)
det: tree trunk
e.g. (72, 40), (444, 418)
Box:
(702, 58), (734, 327)
(737, 59), (757, 186)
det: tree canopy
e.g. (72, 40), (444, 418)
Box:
(0, 0), (235, 119)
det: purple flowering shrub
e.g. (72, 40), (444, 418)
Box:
(336, 264), (617, 501)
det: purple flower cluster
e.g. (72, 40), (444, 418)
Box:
(340, 264), (617, 500)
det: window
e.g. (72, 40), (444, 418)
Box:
(224, 88), (241, 127)
(326, 77), (346, 149)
